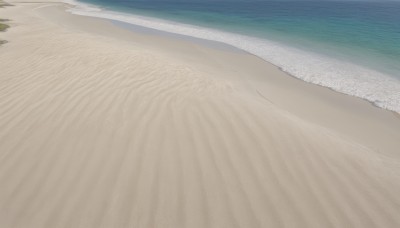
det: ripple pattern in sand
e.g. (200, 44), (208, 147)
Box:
(0, 4), (400, 228)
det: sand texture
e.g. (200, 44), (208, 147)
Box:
(1, 2), (400, 228)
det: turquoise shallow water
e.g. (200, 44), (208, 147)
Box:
(78, 0), (400, 76)
(69, 0), (400, 112)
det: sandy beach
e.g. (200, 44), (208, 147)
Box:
(0, 1), (400, 227)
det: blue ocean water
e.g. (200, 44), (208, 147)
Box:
(68, 0), (400, 112)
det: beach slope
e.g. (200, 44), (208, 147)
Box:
(0, 2), (399, 228)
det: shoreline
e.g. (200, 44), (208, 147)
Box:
(49, 1), (400, 158)
(66, 0), (400, 114)
(1, 1), (400, 227)
(113, 17), (400, 117)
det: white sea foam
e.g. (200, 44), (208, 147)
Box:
(63, 0), (101, 12)
(65, 0), (400, 113)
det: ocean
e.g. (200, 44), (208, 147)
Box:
(67, 0), (400, 112)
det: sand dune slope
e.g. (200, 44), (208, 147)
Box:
(0, 3), (400, 228)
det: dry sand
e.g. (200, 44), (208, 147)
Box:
(0, 1), (400, 228)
